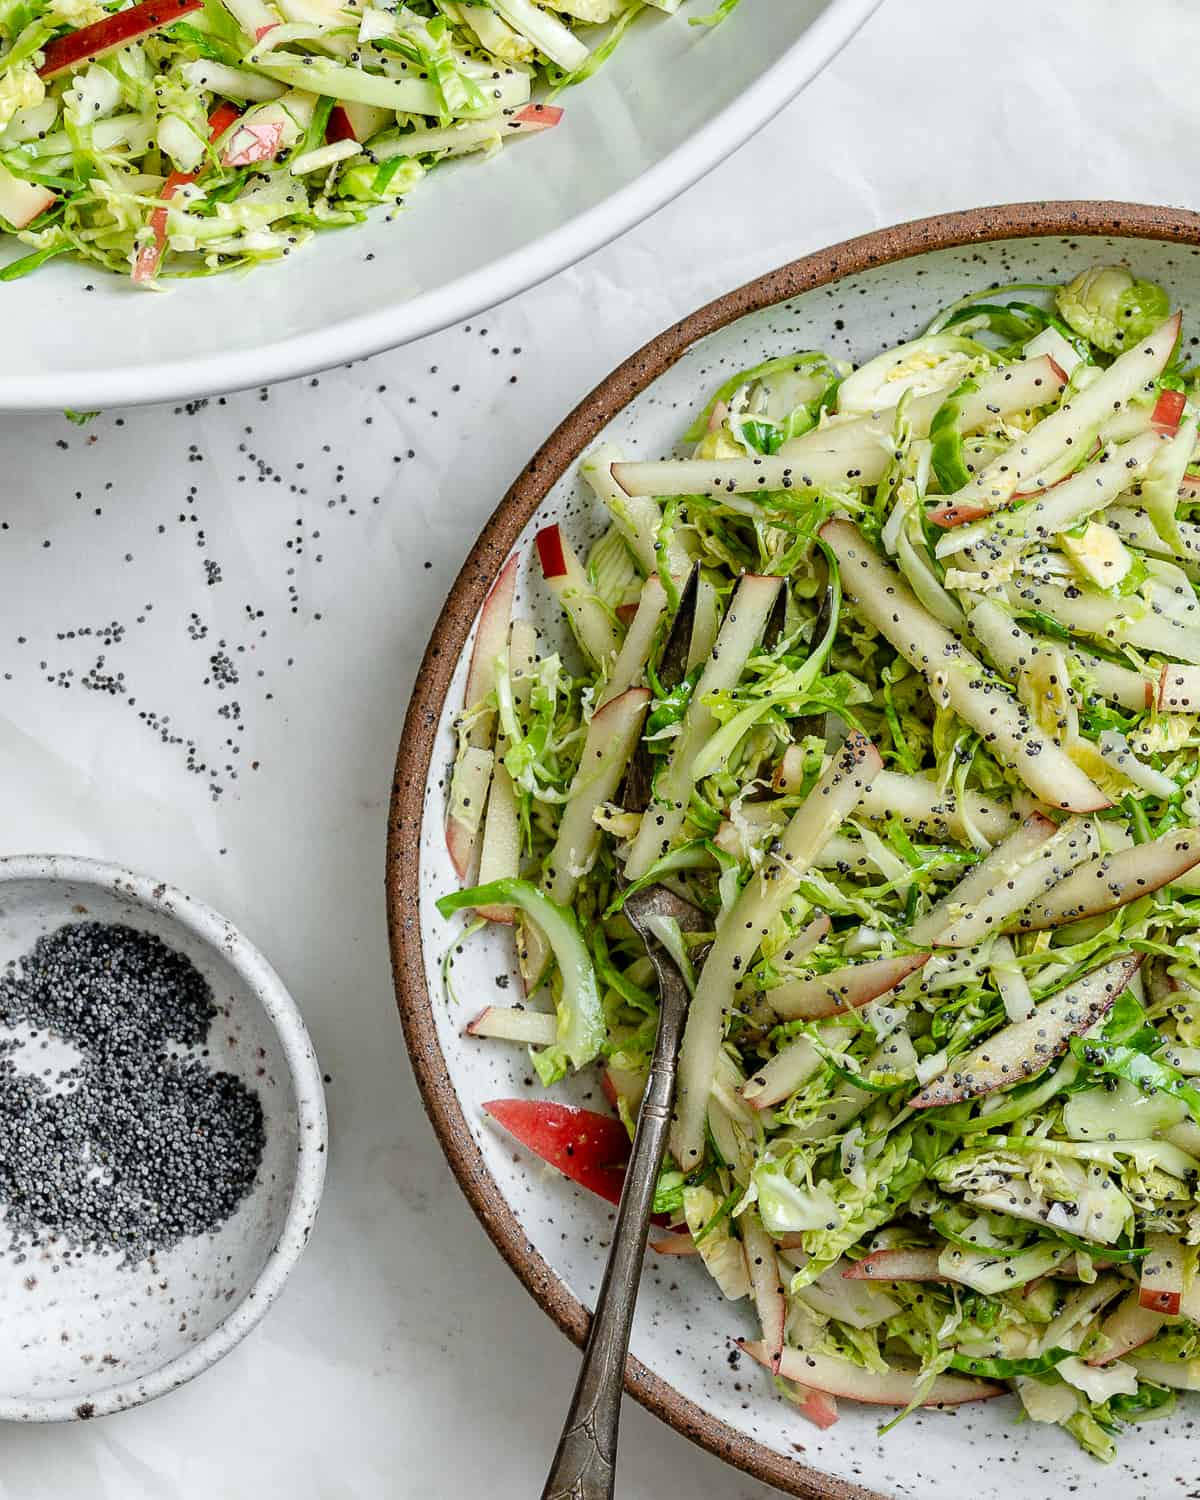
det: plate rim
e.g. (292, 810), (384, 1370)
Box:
(386, 199), (1200, 1498)
(0, 0), (882, 413)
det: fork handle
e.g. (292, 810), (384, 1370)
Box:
(540, 978), (685, 1500)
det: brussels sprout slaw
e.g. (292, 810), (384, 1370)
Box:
(0, 0), (737, 283)
(439, 266), (1200, 1460)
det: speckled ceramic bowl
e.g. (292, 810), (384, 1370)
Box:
(0, 854), (326, 1422)
(389, 202), (1200, 1499)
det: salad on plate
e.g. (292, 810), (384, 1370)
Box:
(437, 264), (1200, 1460)
(0, 0), (736, 283)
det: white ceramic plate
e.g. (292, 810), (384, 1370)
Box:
(0, 0), (879, 413)
(392, 207), (1200, 1497)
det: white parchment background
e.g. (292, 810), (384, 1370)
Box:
(0, 0), (1197, 1494)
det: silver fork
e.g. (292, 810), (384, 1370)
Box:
(541, 883), (709, 1500)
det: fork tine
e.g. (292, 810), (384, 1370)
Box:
(623, 882), (709, 938)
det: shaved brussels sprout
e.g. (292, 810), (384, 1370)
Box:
(1056, 266), (1172, 354)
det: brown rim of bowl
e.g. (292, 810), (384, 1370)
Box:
(387, 199), (1200, 1499)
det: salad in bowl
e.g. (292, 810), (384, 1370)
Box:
(436, 262), (1200, 1463)
(0, 0), (737, 283)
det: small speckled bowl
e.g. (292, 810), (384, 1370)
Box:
(390, 204), (1200, 1499)
(0, 854), (326, 1422)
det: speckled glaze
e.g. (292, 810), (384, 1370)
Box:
(389, 204), (1200, 1499)
(0, 855), (327, 1422)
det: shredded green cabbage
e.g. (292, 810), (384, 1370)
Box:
(439, 266), (1200, 1462)
(0, 0), (739, 281)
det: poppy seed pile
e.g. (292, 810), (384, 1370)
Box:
(0, 921), (265, 1262)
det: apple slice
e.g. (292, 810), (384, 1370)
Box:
(132, 101), (241, 284)
(908, 812), (1059, 946)
(1139, 1232), (1186, 1315)
(737, 1341), (1002, 1407)
(544, 687), (650, 905)
(1088, 1289), (1167, 1365)
(445, 745), (492, 883)
(624, 572), (781, 880)
(445, 554), (519, 880)
(649, 1231), (697, 1256)
(765, 952), (931, 1022)
(218, 0), (279, 38)
(820, 519), (1108, 815)
(969, 598), (1154, 713)
(600, 1061), (646, 1113)
(672, 731), (881, 1168)
(0, 163), (55, 230)
(729, 911), (834, 1013)
(612, 358), (1067, 502)
(1159, 664), (1200, 711)
(1007, 828), (1200, 933)
(474, 760), (520, 922)
(741, 1033), (826, 1111)
(519, 686), (650, 989)
(480, 1093), (674, 1230)
(936, 313), (1180, 520)
(910, 954), (1141, 1109)
(326, 99), (393, 144)
(465, 1006), (556, 1045)
(936, 431), (1166, 560)
(535, 523), (621, 668)
(842, 1247), (951, 1282)
(222, 118), (284, 166)
(463, 554), (519, 749)
(611, 450), (888, 500)
(1010, 572), (1200, 665)
(773, 749), (1020, 846)
(1153, 387), (1187, 434)
(484, 1099), (631, 1208)
(742, 1211), (787, 1374)
(369, 102), (564, 163)
(779, 1381), (840, 1429)
(581, 442), (686, 578)
(39, 0), (202, 77)
(598, 573), (667, 707)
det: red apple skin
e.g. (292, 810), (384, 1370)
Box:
(648, 1231), (697, 1255)
(39, 0), (202, 77)
(462, 551), (519, 715)
(1153, 387), (1186, 434)
(485, 1099), (629, 1205)
(1139, 1287), (1182, 1316)
(1088, 1291), (1166, 1365)
(131, 102), (240, 284)
(0, 176), (56, 230)
(535, 523), (568, 580)
(444, 812), (477, 883)
(326, 105), (357, 145)
(841, 1247), (949, 1282)
(927, 501), (994, 529)
(513, 103), (563, 129)
(797, 1390), (839, 1429)
(222, 119), (283, 167)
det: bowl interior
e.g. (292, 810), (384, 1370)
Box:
(0, 860), (308, 1419)
(0, 0), (869, 409)
(412, 228), (1200, 1498)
